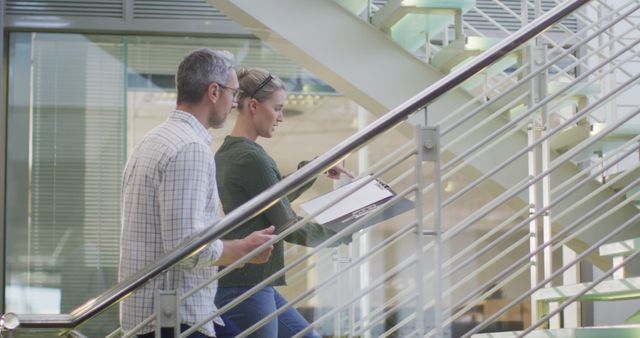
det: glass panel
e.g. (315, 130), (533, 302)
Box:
(4, 32), (354, 336)
(6, 32), (126, 336)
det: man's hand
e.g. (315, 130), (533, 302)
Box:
(243, 226), (276, 264)
(217, 226), (275, 266)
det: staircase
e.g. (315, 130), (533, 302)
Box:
(2, 0), (640, 337)
(208, 0), (640, 262)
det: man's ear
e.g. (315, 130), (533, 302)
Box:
(207, 82), (219, 102)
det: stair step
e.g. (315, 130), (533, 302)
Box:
(545, 80), (599, 113)
(574, 123), (640, 161)
(471, 324), (640, 338)
(603, 168), (640, 210)
(600, 237), (640, 258)
(431, 36), (520, 75)
(548, 120), (591, 153)
(626, 309), (640, 324)
(532, 276), (640, 303)
(548, 80), (600, 97)
(604, 167), (640, 192)
(334, 0), (368, 16)
(372, 0), (475, 52)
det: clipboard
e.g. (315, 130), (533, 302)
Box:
(299, 175), (414, 233)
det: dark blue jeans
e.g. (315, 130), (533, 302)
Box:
(215, 286), (321, 338)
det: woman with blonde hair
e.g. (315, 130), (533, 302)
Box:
(215, 68), (351, 337)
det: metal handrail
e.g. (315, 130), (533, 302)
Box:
(11, 0), (591, 330)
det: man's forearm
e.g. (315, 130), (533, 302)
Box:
(216, 239), (247, 266)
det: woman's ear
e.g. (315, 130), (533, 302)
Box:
(248, 98), (258, 115)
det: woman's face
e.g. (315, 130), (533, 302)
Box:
(253, 89), (286, 138)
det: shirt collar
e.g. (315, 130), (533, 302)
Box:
(170, 110), (213, 144)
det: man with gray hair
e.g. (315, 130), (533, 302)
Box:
(119, 48), (275, 338)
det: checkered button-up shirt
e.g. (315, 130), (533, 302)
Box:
(119, 110), (224, 337)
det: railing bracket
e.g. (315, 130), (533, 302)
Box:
(155, 289), (180, 336)
(420, 127), (439, 162)
(420, 230), (439, 236)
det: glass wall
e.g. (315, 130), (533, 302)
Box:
(4, 32), (352, 336)
(6, 33), (127, 336)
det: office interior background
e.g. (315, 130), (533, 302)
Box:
(1, 0), (639, 337)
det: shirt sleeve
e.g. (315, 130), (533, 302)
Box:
(285, 160), (317, 203)
(158, 142), (223, 268)
(237, 151), (349, 247)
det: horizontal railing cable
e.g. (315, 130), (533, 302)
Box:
(396, 246), (533, 338)
(443, 22), (640, 163)
(420, 154), (640, 333)
(553, 176), (640, 251)
(470, 3), (574, 78)
(444, 143), (640, 304)
(444, 138), (640, 284)
(442, 39), (640, 177)
(535, 0), (639, 79)
(352, 290), (415, 336)
(451, 175), (640, 327)
(520, 250), (640, 337)
(443, 264), (533, 332)
(296, 252), (420, 338)
(443, 86), (637, 244)
(461, 211), (640, 338)
(441, 2), (640, 136)
(442, 69), (640, 210)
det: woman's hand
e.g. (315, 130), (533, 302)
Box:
(325, 164), (355, 180)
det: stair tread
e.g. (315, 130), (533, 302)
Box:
(532, 276), (640, 302)
(471, 324), (640, 338)
(548, 80), (600, 96)
(372, 0), (475, 51)
(334, 0), (368, 15)
(431, 37), (520, 73)
(549, 122), (591, 152)
(600, 237), (640, 257)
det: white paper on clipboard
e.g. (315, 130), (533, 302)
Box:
(299, 175), (394, 225)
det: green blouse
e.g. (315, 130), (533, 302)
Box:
(215, 135), (347, 286)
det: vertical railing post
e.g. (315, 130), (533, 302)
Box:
(416, 107), (441, 337)
(415, 116), (427, 337)
(533, 0), (562, 329)
(522, 0), (540, 327)
(332, 248), (350, 336)
(154, 288), (179, 338)
(431, 126), (443, 338)
(356, 105), (372, 338)
(454, 8), (464, 43)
